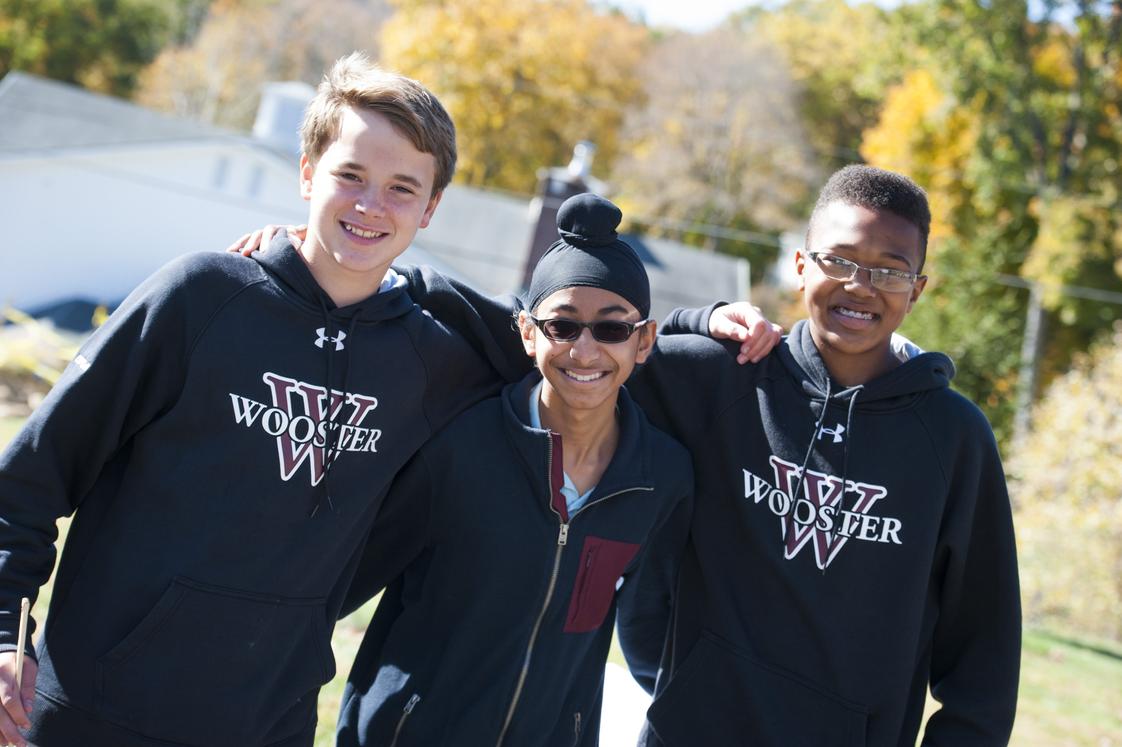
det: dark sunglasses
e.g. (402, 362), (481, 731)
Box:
(528, 315), (649, 344)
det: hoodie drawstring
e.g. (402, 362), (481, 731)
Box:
(789, 377), (832, 541)
(310, 301), (362, 518)
(788, 380), (864, 574)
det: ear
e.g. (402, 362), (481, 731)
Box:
(905, 275), (928, 314)
(419, 189), (443, 229)
(794, 249), (809, 292)
(518, 310), (537, 358)
(633, 320), (657, 365)
(299, 154), (315, 201)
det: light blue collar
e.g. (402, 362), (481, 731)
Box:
(529, 380), (595, 514)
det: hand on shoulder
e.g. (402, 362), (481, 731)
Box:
(224, 224), (308, 256)
(708, 302), (783, 365)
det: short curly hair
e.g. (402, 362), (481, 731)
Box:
(808, 165), (931, 270)
(300, 52), (457, 195)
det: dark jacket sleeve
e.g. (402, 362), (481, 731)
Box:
(0, 259), (199, 653)
(616, 488), (694, 694)
(340, 449), (435, 617)
(399, 265), (533, 384)
(657, 303), (725, 336)
(922, 417), (1021, 745)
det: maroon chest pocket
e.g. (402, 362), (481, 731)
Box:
(563, 535), (640, 633)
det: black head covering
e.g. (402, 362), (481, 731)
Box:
(525, 193), (651, 318)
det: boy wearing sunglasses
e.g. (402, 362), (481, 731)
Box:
(624, 165), (1020, 745)
(333, 193), (693, 746)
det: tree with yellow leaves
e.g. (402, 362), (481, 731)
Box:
(136, 0), (388, 130)
(380, 0), (648, 193)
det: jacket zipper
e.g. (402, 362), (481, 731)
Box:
(389, 693), (421, 747)
(495, 436), (654, 746)
(573, 711), (582, 746)
(497, 436), (567, 746)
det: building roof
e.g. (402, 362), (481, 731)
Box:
(0, 71), (252, 154)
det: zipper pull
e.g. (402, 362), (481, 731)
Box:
(558, 523), (569, 546)
(403, 693), (421, 714)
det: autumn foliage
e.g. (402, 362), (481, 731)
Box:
(1010, 324), (1122, 640)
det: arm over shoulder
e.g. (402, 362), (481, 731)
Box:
(398, 265), (532, 383)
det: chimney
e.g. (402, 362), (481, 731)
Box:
(252, 81), (317, 156)
(521, 141), (607, 291)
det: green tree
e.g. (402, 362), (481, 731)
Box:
(740, 0), (912, 172)
(1010, 323), (1122, 641)
(0, 0), (183, 96)
(862, 0), (1122, 445)
(380, 0), (648, 193)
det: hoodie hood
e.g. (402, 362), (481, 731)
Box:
(251, 234), (416, 323)
(779, 319), (954, 410)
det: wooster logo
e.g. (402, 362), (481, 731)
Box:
(743, 455), (902, 569)
(230, 372), (381, 485)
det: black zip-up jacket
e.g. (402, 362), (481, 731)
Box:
(624, 316), (1020, 747)
(335, 373), (693, 747)
(0, 241), (503, 746)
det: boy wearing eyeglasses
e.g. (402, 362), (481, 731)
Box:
(333, 194), (693, 746)
(623, 164), (1020, 745)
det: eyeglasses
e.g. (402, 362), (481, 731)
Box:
(528, 316), (649, 344)
(807, 252), (924, 293)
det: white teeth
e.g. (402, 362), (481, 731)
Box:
(564, 370), (605, 382)
(837, 307), (874, 320)
(343, 223), (384, 239)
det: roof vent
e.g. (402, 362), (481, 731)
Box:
(252, 81), (316, 156)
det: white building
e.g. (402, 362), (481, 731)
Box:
(1, 72), (748, 325)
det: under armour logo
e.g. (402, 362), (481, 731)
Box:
(314, 328), (346, 351)
(818, 423), (846, 444)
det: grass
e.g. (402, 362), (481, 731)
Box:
(1010, 630), (1122, 746)
(1, 419), (1120, 745)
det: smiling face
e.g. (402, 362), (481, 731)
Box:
(299, 105), (441, 306)
(797, 201), (927, 385)
(519, 286), (655, 422)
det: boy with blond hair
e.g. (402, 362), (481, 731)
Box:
(0, 52), (503, 747)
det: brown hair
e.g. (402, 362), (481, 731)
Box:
(300, 52), (457, 194)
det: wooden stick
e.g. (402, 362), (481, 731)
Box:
(14, 597), (29, 692)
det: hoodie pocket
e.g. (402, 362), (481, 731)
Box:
(95, 577), (335, 745)
(647, 630), (868, 747)
(563, 536), (640, 633)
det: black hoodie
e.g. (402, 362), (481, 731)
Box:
(334, 373), (692, 747)
(623, 318), (1021, 747)
(0, 241), (502, 746)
